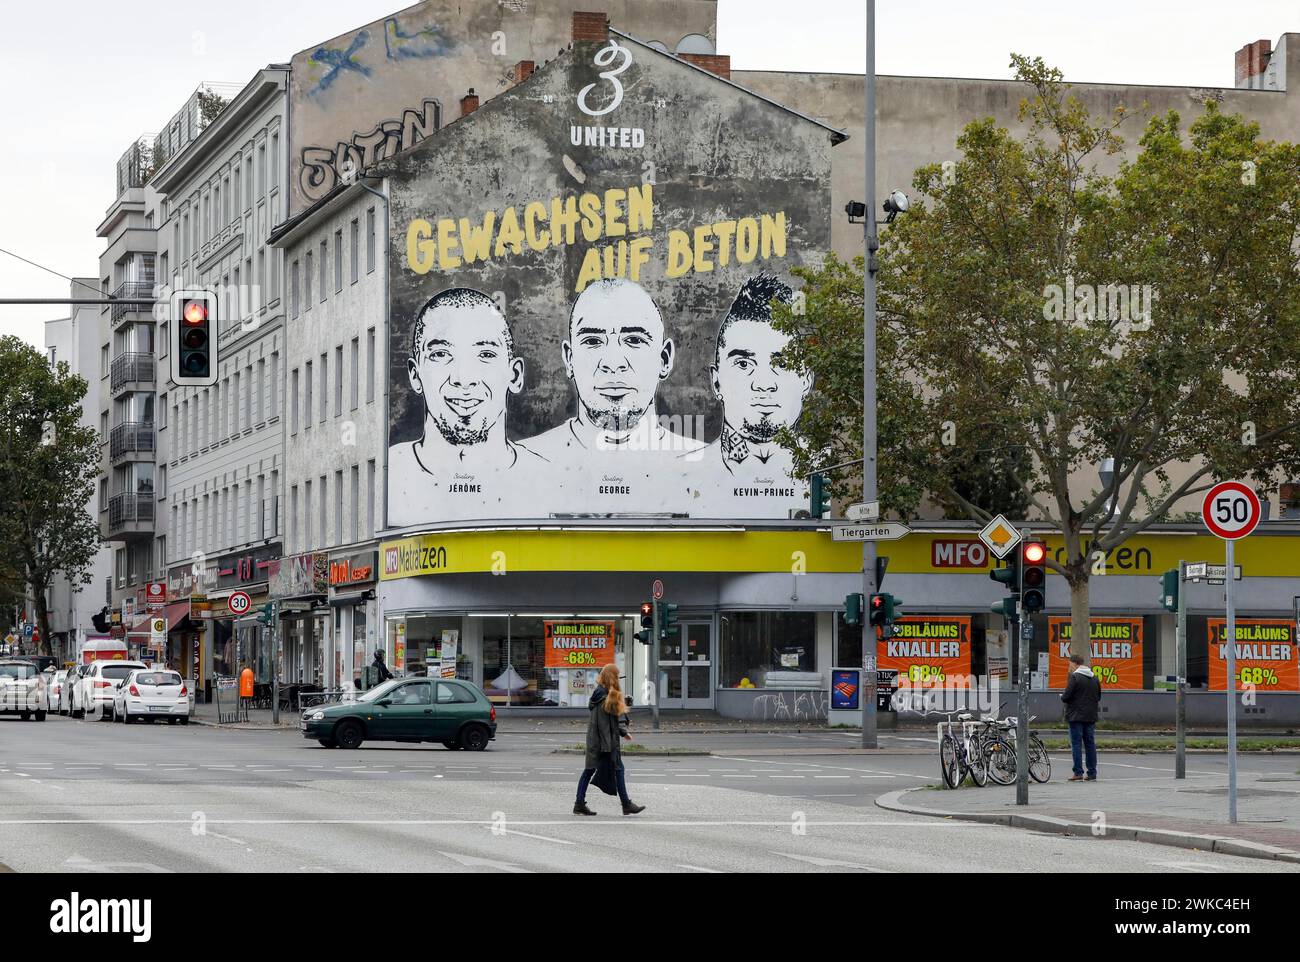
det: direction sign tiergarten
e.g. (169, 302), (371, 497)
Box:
(831, 522), (910, 542)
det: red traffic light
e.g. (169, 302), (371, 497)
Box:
(870, 595), (884, 609)
(1023, 542), (1046, 564)
(640, 602), (653, 617)
(183, 300), (208, 325)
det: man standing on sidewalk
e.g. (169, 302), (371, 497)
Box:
(1062, 653), (1101, 781)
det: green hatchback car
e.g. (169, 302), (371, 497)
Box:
(302, 678), (497, 751)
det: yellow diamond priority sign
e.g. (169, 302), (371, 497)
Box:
(978, 514), (1022, 560)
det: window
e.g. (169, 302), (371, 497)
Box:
(366, 328), (376, 403)
(99, 478), (108, 512)
(319, 353), (327, 422)
(334, 229), (343, 293)
(270, 134), (279, 191)
(257, 475), (266, 540)
(304, 251), (313, 310)
(437, 682), (477, 704)
(318, 474), (327, 548)
(350, 337), (360, 410)
(720, 612), (818, 688)
(319, 241), (327, 302)
(270, 353), (279, 418)
(367, 207), (376, 273)
(257, 250), (265, 307)
(350, 464), (359, 543)
(350, 219), (359, 284)
(367, 459), (376, 536)
(304, 361), (313, 430)
(232, 371), (241, 432)
(334, 469), (343, 545)
(304, 480), (313, 548)
(334, 345), (343, 416)
(101, 344), (109, 378)
(291, 260), (300, 317)
(160, 322), (169, 358)
(271, 469), (280, 535)
(290, 485), (298, 550)
(158, 464), (167, 497)
(291, 368), (299, 433)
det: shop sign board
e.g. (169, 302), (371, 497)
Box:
(1206, 618), (1298, 692)
(543, 621), (616, 670)
(1047, 617), (1143, 689)
(877, 615), (973, 689)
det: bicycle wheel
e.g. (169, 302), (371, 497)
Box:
(984, 737), (1017, 785)
(968, 739), (989, 787)
(939, 733), (961, 789)
(1028, 735), (1052, 783)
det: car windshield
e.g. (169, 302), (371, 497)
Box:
(136, 672), (181, 686)
(102, 665), (144, 681)
(358, 679), (405, 703)
(0, 664), (35, 680)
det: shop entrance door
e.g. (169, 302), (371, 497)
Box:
(658, 621), (713, 710)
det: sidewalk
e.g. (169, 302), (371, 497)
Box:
(878, 769), (1300, 864)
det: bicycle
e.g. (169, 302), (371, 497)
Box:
(937, 712), (989, 789)
(983, 716), (1051, 785)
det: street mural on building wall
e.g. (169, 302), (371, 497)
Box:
(385, 35), (836, 525)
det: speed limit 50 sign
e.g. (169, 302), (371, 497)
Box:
(1202, 482), (1262, 541)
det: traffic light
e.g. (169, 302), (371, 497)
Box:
(658, 602), (679, 641)
(844, 593), (863, 626)
(635, 601), (654, 645)
(1159, 569), (1179, 613)
(256, 603), (274, 626)
(170, 289), (218, 386)
(1020, 541), (1047, 613)
(869, 593), (901, 635)
(809, 473), (831, 519)
(989, 554), (1021, 619)
(91, 607), (110, 633)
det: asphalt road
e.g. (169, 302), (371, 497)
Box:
(1, 715), (1295, 874)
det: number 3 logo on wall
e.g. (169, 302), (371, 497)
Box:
(577, 40), (633, 118)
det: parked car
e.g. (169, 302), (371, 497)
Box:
(47, 669), (68, 714)
(112, 669), (191, 725)
(73, 661), (147, 719)
(301, 678), (496, 751)
(0, 660), (48, 721)
(61, 664), (88, 715)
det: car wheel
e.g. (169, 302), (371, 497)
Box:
(334, 720), (364, 750)
(317, 738), (337, 749)
(35, 711), (46, 722)
(19, 712), (30, 722)
(167, 718), (177, 725)
(179, 717), (189, 726)
(460, 724), (489, 752)
(442, 740), (462, 751)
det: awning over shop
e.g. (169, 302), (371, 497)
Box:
(129, 600), (192, 635)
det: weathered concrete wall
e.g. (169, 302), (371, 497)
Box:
(383, 33), (837, 526)
(289, 0), (719, 213)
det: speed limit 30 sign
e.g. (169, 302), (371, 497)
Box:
(1201, 482), (1262, 541)
(228, 591), (253, 616)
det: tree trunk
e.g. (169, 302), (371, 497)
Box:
(1068, 573), (1091, 664)
(34, 588), (53, 658)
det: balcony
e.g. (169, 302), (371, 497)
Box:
(106, 493), (155, 538)
(109, 422), (155, 463)
(111, 281), (156, 327)
(110, 353), (155, 395)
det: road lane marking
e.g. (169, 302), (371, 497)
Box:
(498, 828), (576, 845)
(678, 864), (723, 873)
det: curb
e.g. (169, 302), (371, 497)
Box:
(550, 748), (711, 757)
(875, 788), (1300, 864)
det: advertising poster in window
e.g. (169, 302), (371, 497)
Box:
(544, 621), (615, 670)
(877, 616), (972, 688)
(1047, 617), (1143, 690)
(830, 669), (860, 710)
(385, 34), (834, 527)
(1206, 618), (1298, 692)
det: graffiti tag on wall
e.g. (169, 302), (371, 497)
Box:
(298, 99), (441, 203)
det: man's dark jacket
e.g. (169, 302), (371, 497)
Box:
(1061, 667), (1102, 724)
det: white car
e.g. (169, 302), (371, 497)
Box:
(74, 661), (147, 719)
(112, 669), (191, 724)
(47, 669), (68, 714)
(0, 660), (47, 720)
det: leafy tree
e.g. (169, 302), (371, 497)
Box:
(0, 337), (103, 656)
(778, 57), (1300, 658)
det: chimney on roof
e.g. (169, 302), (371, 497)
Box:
(573, 11), (609, 43)
(678, 52), (732, 81)
(511, 60), (536, 85)
(460, 88), (479, 117)
(1235, 39), (1272, 88)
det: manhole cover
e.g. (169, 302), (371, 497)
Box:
(1178, 787), (1296, 798)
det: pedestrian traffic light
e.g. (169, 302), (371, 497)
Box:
(1020, 541), (1047, 613)
(635, 601), (654, 645)
(1159, 569), (1179, 613)
(809, 473), (831, 519)
(256, 603), (274, 626)
(844, 593), (863, 626)
(658, 602), (679, 640)
(170, 289), (218, 386)
(869, 593), (900, 635)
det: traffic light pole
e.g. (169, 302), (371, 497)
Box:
(1176, 559), (1187, 780)
(651, 602), (660, 731)
(860, 0), (879, 751)
(270, 603), (280, 726)
(1013, 602), (1030, 806)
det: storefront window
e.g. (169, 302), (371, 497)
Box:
(836, 614), (863, 668)
(720, 611), (817, 688)
(395, 614), (462, 679)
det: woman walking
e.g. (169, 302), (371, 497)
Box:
(573, 665), (645, 816)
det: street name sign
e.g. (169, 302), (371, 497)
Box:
(845, 501), (880, 522)
(831, 522), (910, 542)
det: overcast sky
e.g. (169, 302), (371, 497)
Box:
(1, 0), (1295, 349)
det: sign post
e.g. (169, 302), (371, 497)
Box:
(1201, 481), (1262, 824)
(1176, 560), (1187, 780)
